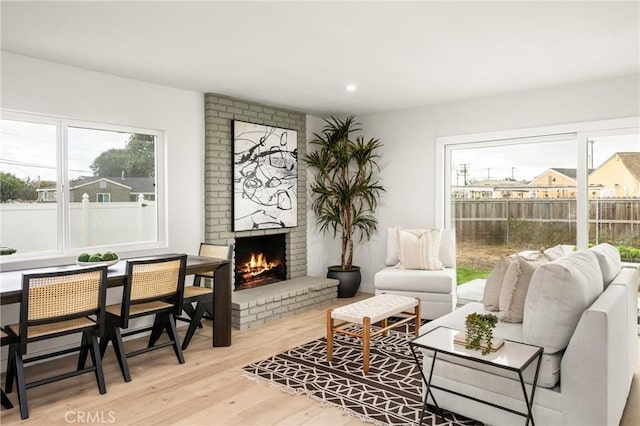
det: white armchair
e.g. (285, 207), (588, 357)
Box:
(374, 228), (456, 320)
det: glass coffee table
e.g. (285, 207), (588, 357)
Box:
(409, 326), (543, 426)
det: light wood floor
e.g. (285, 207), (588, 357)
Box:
(1, 293), (639, 425)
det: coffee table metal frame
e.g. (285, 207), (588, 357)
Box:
(409, 326), (543, 426)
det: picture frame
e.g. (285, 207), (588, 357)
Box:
(232, 120), (298, 231)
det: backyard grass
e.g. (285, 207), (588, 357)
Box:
(457, 265), (490, 285)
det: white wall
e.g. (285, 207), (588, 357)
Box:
(0, 52), (205, 358)
(307, 74), (640, 293)
(1, 52), (204, 258)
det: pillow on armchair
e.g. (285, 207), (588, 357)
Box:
(385, 227), (455, 268)
(396, 228), (444, 270)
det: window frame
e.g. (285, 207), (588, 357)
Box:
(435, 117), (639, 250)
(0, 110), (168, 267)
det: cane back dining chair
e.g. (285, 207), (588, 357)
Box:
(174, 243), (232, 350)
(0, 329), (14, 410)
(4, 266), (108, 419)
(99, 254), (187, 382)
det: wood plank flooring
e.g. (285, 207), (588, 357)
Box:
(1, 292), (639, 425)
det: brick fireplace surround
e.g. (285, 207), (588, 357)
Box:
(204, 93), (337, 329)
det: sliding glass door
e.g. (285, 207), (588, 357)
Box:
(441, 125), (639, 283)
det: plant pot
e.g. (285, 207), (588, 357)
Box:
(327, 266), (361, 298)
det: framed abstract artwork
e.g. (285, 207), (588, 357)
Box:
(232, 120), (298, 231)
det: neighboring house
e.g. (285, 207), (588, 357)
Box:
(452, 179), (530, 199)
(36, 176), (155, 202)
(588, 152), (640, 198)
(527, 168), (579, 199)
(36, 186), (57, 202)
(456, 154), (640, 199)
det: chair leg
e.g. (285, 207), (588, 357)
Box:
(5, 345), (16, 393)
(1, 389), (12, 409)
(13, 348), (28, 419)
(87, 331), (107, 394)
(182, 303), (197, 319)
(108, 327), (131, 383)
(147, 314), (164, 348)
(77, 331), (90, 370)
(182, 302), (207, 350)
(99, 325), (112, 358)
(203, 302), (214, 320)
(162, 313), (185, 364)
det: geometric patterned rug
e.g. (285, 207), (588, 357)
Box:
(240, 327), (481, 426)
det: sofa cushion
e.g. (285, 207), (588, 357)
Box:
(483, 256), (511, 311)
(499, 256), (548, 323)
(374, 266), (455, 294)
(523, 250), (604, 354)
(396, 228), (444, 270)
(385, 227), (455, 268)
(589, 243), (622, 288)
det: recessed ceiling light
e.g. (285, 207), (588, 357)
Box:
(345, 84), (357, 92)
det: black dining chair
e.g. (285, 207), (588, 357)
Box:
(0, 329), (14, 410)
(99, 254), (187, 382)
(4, 266), (108, 419)
(174, 243), (232, 350)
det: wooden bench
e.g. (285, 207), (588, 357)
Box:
(327, 294), (420, 373)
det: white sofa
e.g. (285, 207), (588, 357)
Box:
(418, 245), (638, 426)
(374, 228), (456, 320)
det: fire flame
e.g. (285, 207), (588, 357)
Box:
(240, 252), (278, 277)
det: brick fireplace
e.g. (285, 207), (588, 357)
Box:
(203, 93), (308, 287)
(203, 94), (338, 329)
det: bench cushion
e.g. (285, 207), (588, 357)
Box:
(331, 294), (418, 324)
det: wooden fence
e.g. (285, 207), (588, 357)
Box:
(453, 198), (640, 246)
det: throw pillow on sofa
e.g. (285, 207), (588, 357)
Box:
(498, 256), (548, 323)
(590, 243), (622, 288)
(523, 250), (604, 353)
(396, 228), (444, 270)
(543, 244), (575, 261)
(483, 256), (511, 311)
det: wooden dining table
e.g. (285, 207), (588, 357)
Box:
(0, 254), (232, 347)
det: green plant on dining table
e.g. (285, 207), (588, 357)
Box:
(465, 312), (499, 355)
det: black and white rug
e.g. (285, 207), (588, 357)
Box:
(240, 328), (480, 426)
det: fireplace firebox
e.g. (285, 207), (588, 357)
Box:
(234, 234), (286, 290)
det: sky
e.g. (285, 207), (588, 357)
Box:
(0, 119), (131, 182)
(450, 133), (640, 185)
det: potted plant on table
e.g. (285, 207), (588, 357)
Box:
(304, 115), (385, 297)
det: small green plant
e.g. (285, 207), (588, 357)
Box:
(465, 313), (499, 355)
(617, 245), (640, 263)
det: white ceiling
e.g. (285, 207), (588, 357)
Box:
(1, 1), (639, 116)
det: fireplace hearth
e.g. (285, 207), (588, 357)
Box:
(234, 234), (286, 290)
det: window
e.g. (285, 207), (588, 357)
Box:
(96, 193), (111, 203)
(0, 111), (165, 261)
(437, 119), (639, 282)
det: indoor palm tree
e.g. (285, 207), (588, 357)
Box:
(305, 115), (385, 297)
